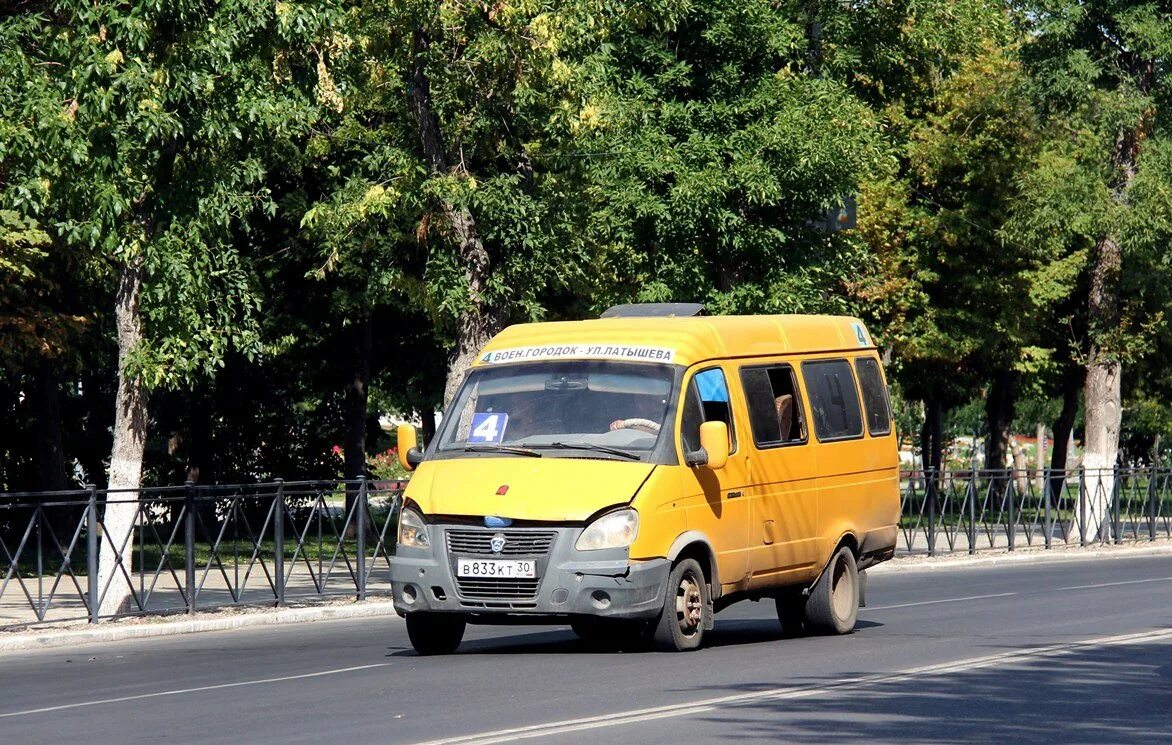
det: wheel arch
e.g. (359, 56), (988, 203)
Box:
(807, 530), (861, 594)
(666, 531), (720, 596)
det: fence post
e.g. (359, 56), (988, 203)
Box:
(1078, 467), (1087, 547)
(87, 484), (99, 623)
(1043, 468), (1053, 550)
(1149, 466), (1158, 542)
(356, 476), (367, 601)
(967, 466), (977, 555)
(1112, 467), (1122, 545)
(274, 479), (285, 606)
(927, 467), (936, 557)
(1007, 469), (1016, 552)
(184, 480), (196, 614)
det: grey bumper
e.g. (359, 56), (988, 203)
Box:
(391, 523), (669, 619)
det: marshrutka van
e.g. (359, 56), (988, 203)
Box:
(392, 304), (900, 654)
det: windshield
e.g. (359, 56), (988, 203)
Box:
(435, 360), (677, 460)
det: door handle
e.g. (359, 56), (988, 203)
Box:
(727, 490), (744, 499)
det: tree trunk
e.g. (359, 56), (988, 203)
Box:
(1081, 54), (1153, 540)
(1082, 323), (1121, 542)
(1034, 422), (1046, 494)
(1049, 366), (1081, 496)
(983, 371), (1015, 471)
(920, 396), (944, 474)
(410, 28), (502, 408)
(97, 262), (149, 618)
(420, 408), (438, 446)
(344, 318), (371, 513)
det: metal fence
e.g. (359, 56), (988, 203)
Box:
(3, 467), (1170, 629)
(0, 479), (402, 630)
(900, 467), (1172, 555)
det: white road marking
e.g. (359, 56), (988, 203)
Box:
(409, 628), (1172, 745)
(864, 591), (1016, 610)
(1055, 576), (1172, 591)
(0, 663), (391, 719)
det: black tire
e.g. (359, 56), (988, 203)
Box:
(774, 591), (807, 637)
(804, 546), (859, 635)
(652, 558), (710, 652)
(405, 612), (466, 655)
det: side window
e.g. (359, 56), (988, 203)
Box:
(740, 365), (807, 447)
(680, 367), (736, 453)
(801, 359), (863, 441)
(854, 357), (893, 436)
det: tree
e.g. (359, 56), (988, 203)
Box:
(305, 0), (618, 410)
(579, 1), (884, 318)
(1013, 1), (1172, 534)
(826, 1), (1030, 470)
(0, 1), (341, 614)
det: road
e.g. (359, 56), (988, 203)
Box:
(1, 554), (1170, 744)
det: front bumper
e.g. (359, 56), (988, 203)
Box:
(391, 523), (669, 619)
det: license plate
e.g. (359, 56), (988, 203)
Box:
(456, 559), (536, 578)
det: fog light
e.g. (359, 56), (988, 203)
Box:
(590, 590), (611, 609)
(402, 584), (418, 605)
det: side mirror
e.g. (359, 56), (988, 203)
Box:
(397, 424), (425, 471)
(695, 421), (730, 470)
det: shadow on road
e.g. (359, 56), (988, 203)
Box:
(387, 618), (883, 657)
(673, 636), (1172, 744)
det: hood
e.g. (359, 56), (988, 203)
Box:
(404, 456), (655, 522)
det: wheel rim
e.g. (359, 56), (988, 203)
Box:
(830, 554), (853, 621)
(675, 570), (704, 637)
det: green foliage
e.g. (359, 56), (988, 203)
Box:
(4, 0), (1172, 489)
(0, 0), (343, 390)
(581, 0), (884, 314)
(849, 14), (1041, 404)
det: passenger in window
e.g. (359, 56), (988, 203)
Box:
(775, 394), (795, 442)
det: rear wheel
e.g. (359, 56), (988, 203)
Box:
(652, 558), (710, 651)
(804, 546), (859, 635)
(405, 612), (466, 655)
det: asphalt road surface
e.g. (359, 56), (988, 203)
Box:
(2, 554), (1170, 745)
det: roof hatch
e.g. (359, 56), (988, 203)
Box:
(599, 303), (706, 319)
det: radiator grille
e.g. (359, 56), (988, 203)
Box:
(446, 528), (555, 601)
(454, 577), (542, 601)
(445, 529), (556, 556)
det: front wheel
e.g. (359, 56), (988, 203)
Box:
(652, 558), (710, 651)
(405, 612), (466, 655)
(804, 546), (859, 635)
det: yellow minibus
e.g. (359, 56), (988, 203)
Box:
(392, 304), (900, 653)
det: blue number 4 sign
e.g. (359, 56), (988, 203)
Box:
(468, 413), (508, 444)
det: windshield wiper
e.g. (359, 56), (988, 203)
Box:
(534, 442), (642, 461)
(463, 444), (542, 457)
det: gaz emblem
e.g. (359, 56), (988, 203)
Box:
(490, 533), (507, 554)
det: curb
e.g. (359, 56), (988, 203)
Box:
(870, 542), (1172, 574)
(0, 601), (400, 653)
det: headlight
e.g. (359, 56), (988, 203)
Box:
(398, 507), (430, 549)
(575, 509), (638, 551)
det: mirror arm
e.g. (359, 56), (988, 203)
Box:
(406, 447), (425, 468)
(685, 447), (709, 468)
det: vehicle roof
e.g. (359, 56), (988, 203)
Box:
(474, 315), (876, 369)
